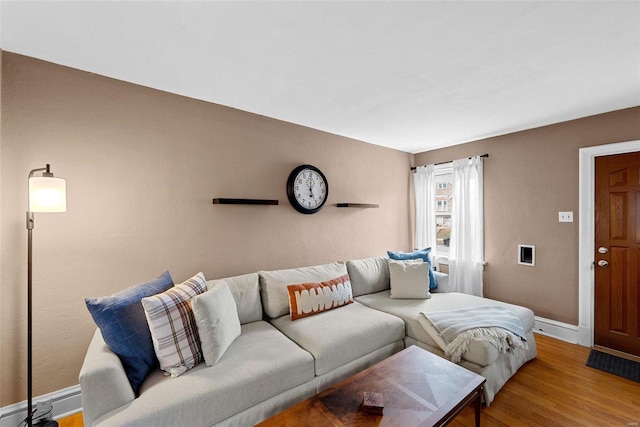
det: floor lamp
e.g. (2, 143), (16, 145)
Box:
(26, 164), (66, 427)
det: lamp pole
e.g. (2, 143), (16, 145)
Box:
(26, 165), (64, 427)
(27, 209), (34, 427)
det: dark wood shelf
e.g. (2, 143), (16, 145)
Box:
(336, 203), (379, 208)
(213, 198), (279, 205)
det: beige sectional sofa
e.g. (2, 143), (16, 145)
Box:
(79, 256), (537, 426)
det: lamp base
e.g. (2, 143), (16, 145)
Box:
(35, 420), (58, 427)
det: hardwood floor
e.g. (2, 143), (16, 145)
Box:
(59, 334), (640, 427)
(450, 333), (640, 426)
(58, 412), (83, 427)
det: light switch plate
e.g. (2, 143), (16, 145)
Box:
(559, 211), (573, 222)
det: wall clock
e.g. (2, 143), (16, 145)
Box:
(286, 164), (329, 214)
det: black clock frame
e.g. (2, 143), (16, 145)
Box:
(286, 164), (329, 214)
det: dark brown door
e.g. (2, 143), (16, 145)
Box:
(594, 151), (640, 357)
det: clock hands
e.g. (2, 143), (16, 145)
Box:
(308, 177), (318, 202)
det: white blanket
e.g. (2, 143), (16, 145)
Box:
(419, 306), (528, 363)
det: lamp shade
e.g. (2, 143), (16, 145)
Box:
(29, 176), (66, 212)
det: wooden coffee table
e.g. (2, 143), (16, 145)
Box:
(257, 345), (486, 427)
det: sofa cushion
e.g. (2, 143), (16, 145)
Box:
(206, 272), (262, 324)
(271, 301), (405, 376)
(142, 272), (207, 377)
(432, 271), (450, 293)
(192, 281), (241, 366)
(388, 248), (437, 290)
(355, 291), (535, 367)
(96, 321), (316, 427)
(259, 262), (348, 319)
(346, 256), (390, 297)
(84, 271), (174, 395)
(287, 274), (353, 320)
(388, 259), (431, 299)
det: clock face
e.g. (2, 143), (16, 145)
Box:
(286, 165), (329, 214)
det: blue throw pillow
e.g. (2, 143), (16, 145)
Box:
(387, 248), (437, 290)
(85, 271), (173, 395)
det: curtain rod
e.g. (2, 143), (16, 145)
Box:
(411, 153), (489, 171)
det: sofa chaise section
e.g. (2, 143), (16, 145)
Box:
(354, 281), (537, 404)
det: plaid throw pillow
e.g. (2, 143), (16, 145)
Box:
(142, 272), (207, 377)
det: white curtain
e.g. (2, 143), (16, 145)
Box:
(413, 165), (437, 263)
(449, 156), (484, 296)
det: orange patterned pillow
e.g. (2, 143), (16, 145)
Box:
(287, 274), (353, 320)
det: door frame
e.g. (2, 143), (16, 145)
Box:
(578, 139), (640, 347)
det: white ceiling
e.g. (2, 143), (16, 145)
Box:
(1, 1), (639, 154)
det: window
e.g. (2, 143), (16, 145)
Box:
(435, 164), (453, 255)
(414, 157), (484, 294)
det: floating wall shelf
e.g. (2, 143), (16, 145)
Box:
(213, 198), (279, 205)
(336, 203), (379, 208)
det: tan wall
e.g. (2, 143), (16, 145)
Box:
(0, 53), (413, 405)
(415, 107), (640, 325)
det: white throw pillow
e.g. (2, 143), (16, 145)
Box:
(141, 272), (207, 377)
(388, 259), (431, 299)
(192, 281), (241, 366)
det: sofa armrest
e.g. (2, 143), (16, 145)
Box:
(433, 271), (450, 293)
(79, 329), (135, 426)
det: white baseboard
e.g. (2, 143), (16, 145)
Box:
(577, 325), (593, 347)
(0, 385), (82, 427)
(534, 316), (579, 344)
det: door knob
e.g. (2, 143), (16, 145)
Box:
(598, 247), (608, 254)
(598, 260), (609, 267)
